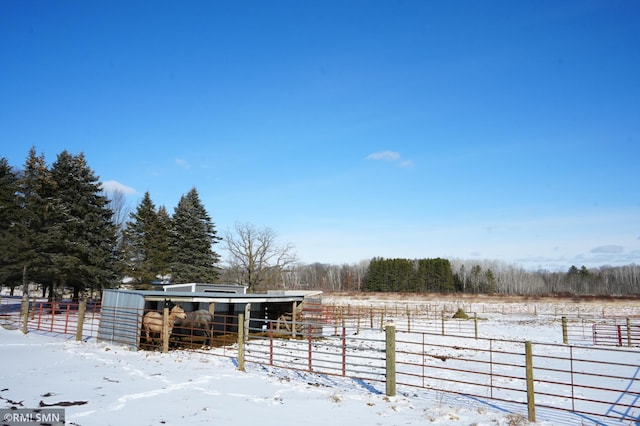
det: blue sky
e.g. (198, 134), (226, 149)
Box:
(2, 1), (639, 271)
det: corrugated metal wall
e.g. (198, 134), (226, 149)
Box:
(97, 290), (145, 349)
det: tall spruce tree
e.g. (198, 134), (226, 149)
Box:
(153, 206), (172, 282)
(49, 151), (119, 300)
(16, 148), (60, 298)
(169, 187), (221, 283)
(0, 158), (23, 293)
(124, 192), (171, 286)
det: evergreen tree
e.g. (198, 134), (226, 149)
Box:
(153, 206), (172, 281)
(567, 265), (580, 275)
(49, 151), (119, 300)
(363, 257), (389, 291)
(16, 148), (59, 298)
(415, 259), (432, 291)
(470, 265), (482, 293)
(365, 257), (455, 293)
(431, 258), (455, 292)
(0, 158), (23, 293)
(415, 258), (455, 292)
(169, 187), (221, 283)
(484, 268), (497, 293)
(124, 192), (171, 286)
(393, 258), (415, 291)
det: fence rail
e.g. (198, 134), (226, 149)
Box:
(244, 320), (387, 384)
(241, 317), (640, 424)
(0, 296), (101, 339)
(391, 330), (640, 424)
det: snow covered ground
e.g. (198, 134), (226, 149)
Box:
(0, 327), (530, 426)
(1, 294), (639, 425)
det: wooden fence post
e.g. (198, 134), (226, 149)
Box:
(269, 321), (274, 365)
(162, 306), (169, 353)
(21, 296), (29, 334)
(237, 313), (245, 371)
(562, 317), (568, 344)
(370, 305), (374, 329)
(308, 324), (313, 371)
(525, 341), (536, 422)
(291, 302), (297, 338)
(627, 318), (632, 347)
(208, 303), (216, 346)
(75, 299), (87, 341)
(385, 321), (396, 397)
(30, 296), (36, 320)
(441, 311), (445, 336)
(474, 312), (478, 339)
(341, 326), (347, 376)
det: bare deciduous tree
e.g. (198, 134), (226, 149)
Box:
(104, 187), (130, 229)
(224, 222), (297, 292)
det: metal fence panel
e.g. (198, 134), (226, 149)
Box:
(97, 290), (145, 349)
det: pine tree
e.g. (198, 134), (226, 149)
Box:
(151, 206), (172, 282)
(429, 258), (455, 292)
(16, 147), (60, 298)
(484, 268), (497, 293)
(169, 187), (221, 283)
(0, 158), (23, 293)
(49, 151), (119, 300)
(363, 257), (391, 291)
(124, 192), (171, 286)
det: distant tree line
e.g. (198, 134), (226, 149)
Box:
(284, 258), (639, 296)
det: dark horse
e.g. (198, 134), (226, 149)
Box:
(171, 310), (214, 346)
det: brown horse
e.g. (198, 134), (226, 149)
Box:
(172, 310), (215, 345)
(142, 304), (187, 345)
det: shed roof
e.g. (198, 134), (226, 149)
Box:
(108, 289), (304, 304)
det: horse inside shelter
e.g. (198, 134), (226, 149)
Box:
(97, 289), (311, 350)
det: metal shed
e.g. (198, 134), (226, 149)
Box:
(97, 289), (305, 350)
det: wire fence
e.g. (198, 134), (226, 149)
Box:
(323, 298), (640, 319)
(390, 330), (640, 424)
(0, 296), (101, 339)
(240, 318), (640, 425)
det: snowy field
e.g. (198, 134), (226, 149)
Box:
(0, 327), (530, 426)
(1, 294), (640, 425)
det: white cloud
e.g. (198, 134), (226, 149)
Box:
(366, 150), (400, 161)
(590, 245), (624, 254)
(176, 158), (191, 169)
(365, 150), (414, 168)
(101, 180), (136, 195)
